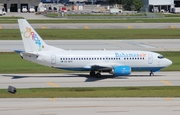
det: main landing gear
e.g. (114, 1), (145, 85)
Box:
(149, 71), (154, 76)
(90, 71), (101, 78)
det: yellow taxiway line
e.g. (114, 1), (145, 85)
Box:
(161, 80), (172, 85)
(47, 82), (59, 87)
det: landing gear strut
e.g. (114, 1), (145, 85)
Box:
(89, 71), (101, 78)
(90, 71), (95, 76)
(96, 72), (101, 78)
(149, 71), (154, 76)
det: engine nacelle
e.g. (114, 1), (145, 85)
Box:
(110, 66), (131, 76)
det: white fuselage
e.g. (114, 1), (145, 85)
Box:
(22, 50), (172, 72)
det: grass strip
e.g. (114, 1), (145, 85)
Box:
(0, 86), (180, 98)
(0, 29), (180, 40)
(0, 52), (69, 73)
(2, 18), (180, 23)
(0, 52), (179, 73)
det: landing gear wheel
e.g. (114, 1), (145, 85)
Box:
(149, 71), (154, 76)
(90, 71), (95, 76)
(96, 72), (101, 78)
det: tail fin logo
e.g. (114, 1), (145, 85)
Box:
(23, 27), (44, 51)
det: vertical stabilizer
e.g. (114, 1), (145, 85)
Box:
(18, 19), (63, 52)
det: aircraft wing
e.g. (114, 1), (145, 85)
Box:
(84, 62), (126, 72)
(91, 65), (112, 72)
(84, 63), (122, 72)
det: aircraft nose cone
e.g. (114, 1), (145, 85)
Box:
(167, 59), (172, 66)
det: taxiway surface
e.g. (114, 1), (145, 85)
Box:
(0, 98), (180, 115)
(1, 39), (180, 52)
(0, 72), (179, 89)
(1, 23), (180, 29)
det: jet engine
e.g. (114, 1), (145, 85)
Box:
(110, 66), (131, 76)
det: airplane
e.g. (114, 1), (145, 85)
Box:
(15, 19), (172, 77)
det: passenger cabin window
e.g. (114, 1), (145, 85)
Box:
(158, 55), (164, 59)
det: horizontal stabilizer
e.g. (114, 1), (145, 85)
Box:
(21, 52), (39, 57)
(14, 50), (24, 54)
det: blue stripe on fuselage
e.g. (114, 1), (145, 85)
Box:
(55, 67), (164, 72)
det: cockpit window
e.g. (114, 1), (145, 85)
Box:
(158, 55), (164, 59)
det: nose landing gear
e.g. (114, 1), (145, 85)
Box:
(150, 71), (154, 76)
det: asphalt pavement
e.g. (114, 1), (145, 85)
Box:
(0, 98), (180, 115)
(0, 72), (179, 88)
(0, 39), (179, 52)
